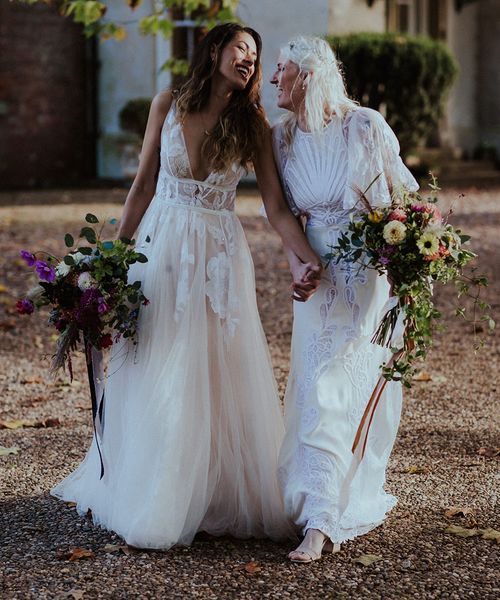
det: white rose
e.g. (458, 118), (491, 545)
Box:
(383, 221), (407, 245)
(77, 271), (95, 290)
(56, 261), (71, 277)
(72, 252), (85, 265)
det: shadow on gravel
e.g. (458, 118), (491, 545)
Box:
(0, 493), (290, 564)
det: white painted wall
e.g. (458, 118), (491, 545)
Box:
(237, 0), (330, 126)
(328, 0), (385, 35)
(237, 0), (385, 126)
(98, 0), (171, 178)
(445, 0), (478, 153)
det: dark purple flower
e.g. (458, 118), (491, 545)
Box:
(35, 260), (55, 283)
(79, 287), (100, 309)
(54, 319), (67, 332)
(16, 298), (34, 315)
(382, 245), (397, 256)
(97, 297), (109, 314)
(379, 256), (391, 266)
(20, 250), (36, 267)
(75, 287), (101, 329)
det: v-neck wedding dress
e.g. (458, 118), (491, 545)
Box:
(51, 102), (293, 549)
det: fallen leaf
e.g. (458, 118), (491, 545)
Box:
(444, 506), (475, 519)
(0, 446), (20, 456)
(414, 371), (432, 381)
(65, 501), (77, 508)
(21, 395), (50, 407)
(0, 419), (36, 429)
(104, 543), (123, 553)
(103, 543), (136, 555)
(477, 447), (500, 458)
(75, 405), (91, 411)
(35, 417), (61, 428)
(34, 335), (43, 349)
(0, 284), (8, 293)
(444, 525), (479, 538)
(352, 554), (383, 566)
(243, 561), (262, 574)
(21, 377), (44, 385)
(479, 528), (500, 543)
(0, 417), (60, 430)
(57, 548), (95, 561)
(0, 319), (16, 331)
(404, 466), (428, 474)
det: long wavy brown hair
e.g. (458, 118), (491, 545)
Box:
(175, 23), (267, 173)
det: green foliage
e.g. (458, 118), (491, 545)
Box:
(327, 32), (458, 155)
(17, 0), (239, 43)
(118, 98), (152, 137)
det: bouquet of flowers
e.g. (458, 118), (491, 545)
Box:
(16, 213), (149, 377)
(325, 177), (493, 389)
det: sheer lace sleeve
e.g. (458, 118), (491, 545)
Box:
(342, 108), (419, 210)
(271, 125), (302, 217)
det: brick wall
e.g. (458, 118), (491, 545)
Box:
(0, 0), (97, 188)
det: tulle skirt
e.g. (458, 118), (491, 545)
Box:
(51, 197), (294, 549)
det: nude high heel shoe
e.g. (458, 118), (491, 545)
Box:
(288, 532), (341, 563)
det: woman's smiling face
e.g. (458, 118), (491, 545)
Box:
(216, 31), (257, 91)
(270, 53), (306, 111)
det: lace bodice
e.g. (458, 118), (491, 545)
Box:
(154, 102), (246, 212)
(273, 107), (418, 227)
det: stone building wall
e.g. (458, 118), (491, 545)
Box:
(0, 0), (95, 188)
(477, 0), (500, 155)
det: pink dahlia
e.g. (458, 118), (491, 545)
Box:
(388, 208), (407, 223)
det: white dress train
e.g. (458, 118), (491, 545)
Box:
(273, 108), (418, 544)
(51, 103), (294, 549)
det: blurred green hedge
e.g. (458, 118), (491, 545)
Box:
(119, 98), (152, 138)
(327, 32), (458, 155)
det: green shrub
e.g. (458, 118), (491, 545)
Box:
(327, 32), (458, 155)
(118, 98), (152, 138)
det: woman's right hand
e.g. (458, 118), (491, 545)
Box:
(291, 262), (322, 302)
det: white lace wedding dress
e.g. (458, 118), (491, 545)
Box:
(51, 102), (294, 549)
(273, 107), (418, 544)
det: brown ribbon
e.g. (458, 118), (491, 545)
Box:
(351, 349), (405, 458)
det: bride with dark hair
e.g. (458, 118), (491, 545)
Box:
(52, 23), (321, 550)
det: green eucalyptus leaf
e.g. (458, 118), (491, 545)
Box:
(80, 227), (97, 244)
(64, 233), (74, 248)
(85, 213), (99, 224)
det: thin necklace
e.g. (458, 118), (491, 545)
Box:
(200, 112), (212, 136)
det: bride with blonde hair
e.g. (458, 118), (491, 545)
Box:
(270, 36), (418, 562)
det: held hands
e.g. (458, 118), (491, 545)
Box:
(291, 261), (322, 302)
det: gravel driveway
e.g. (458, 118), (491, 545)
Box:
(0, 187), (498, 599)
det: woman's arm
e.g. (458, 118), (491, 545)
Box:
(117, 91), (173, 239)
(253, 128), (320, 267)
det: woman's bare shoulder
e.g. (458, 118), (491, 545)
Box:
(150, 90), (174, 118)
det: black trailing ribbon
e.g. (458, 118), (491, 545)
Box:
(85, 339), (105, 479)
